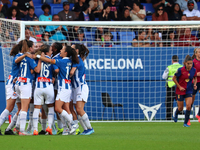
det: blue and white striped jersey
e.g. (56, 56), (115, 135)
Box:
(35, 56), (58, 88)
(18, 56), (37, 86)
(6, 53), (23, 85)
(55, 57), (72, 89)
(71, 56), (86, 88)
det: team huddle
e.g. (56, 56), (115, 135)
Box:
(0, 40), (94, 135)
(173, 48), (200, 127)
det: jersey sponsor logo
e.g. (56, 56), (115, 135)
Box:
(38, 77), (51, 82)
(18, 77), (27, 83)
(138, 103), (162, 121)
(185, 79), (189, 82)
(64, 79), (71, 84)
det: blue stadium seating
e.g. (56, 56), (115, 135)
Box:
(34, 0), (42, 4)
(119, 32), (135, 46)
(35, 6), (44, 17)
(145, 15), (152, 21)
(141, 3), (155, 13)
(111, 32), (117, 41)
(197, 2), (200, 10)
(85, 31), (95, 41)
(51, 6), (63, 15)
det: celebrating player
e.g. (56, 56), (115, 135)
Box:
(192, 48), (200, 122)
(0, 42), (24, 135)
(32, 44), (59, 135)
(36, 45), (79, 134)
(70, 44), (94, 135)
(15, 40), (41, 135)
(173, 55), (197, 127)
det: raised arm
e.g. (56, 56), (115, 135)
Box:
(36, 55), (56, 64)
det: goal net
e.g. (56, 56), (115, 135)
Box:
(1, 19), (200, 122)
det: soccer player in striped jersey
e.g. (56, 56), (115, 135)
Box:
(173, 55), (197, 127)
(0, 42), (24, 135)
(32, 45), (59, 135)
(191, 48), (200, 122)
(36, 45), (79, 134)
(70, 44), (94, 135)
(15, 40), (42, 135)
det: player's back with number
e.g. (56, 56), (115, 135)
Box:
(35, 56), (57, 88)
(18, 56), (37, 85)
(55, 58), (72, 89)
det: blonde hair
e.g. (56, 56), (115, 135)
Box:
(192, 47), (200, 59)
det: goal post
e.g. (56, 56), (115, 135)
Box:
(1, 19), (200, 122)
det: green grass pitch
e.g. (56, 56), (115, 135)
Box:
(0, 122), (200, 150)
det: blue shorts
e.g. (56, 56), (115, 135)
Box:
(193, 82), (200, 95)
(176, 94), (192, 101)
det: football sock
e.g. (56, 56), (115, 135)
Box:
(20, 111), (27, 132)
(184, 110), (190, 124)
(15, 111), (21, 129)
(33, 108), (40, 131)
(82, 113), (92, 129)
(26, 103), (34, 131)
(57, 119), (63, 129)
(6, 113), (18, 131)
(78, 115), (87, 131)
(48, 107), (54, 129)
(41, 119), (47, 131)
(0, 109), (9, 127)
(198, 107), (200, 116)
(175, 108), (180, 116)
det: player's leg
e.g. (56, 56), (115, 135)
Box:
(174, 95), (184, 123)
(194, 83), (200, 121)
(5, 100), (21, 135)
(19, 84), (32, 135)
(165, 87), (172, 120)
(76, 85), (94, 135)
(39, 106), (47, 135)
(26, 99), (34, 133)
(45, 86), (55, 135)
(14, 103), (21, 134)
(184, 96), (192, 127)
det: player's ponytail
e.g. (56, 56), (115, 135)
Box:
(53, 42), (62, 54)
(65, 46), (79, 64)
(79, 44), (89, 60)
(21, 40), (33, 53)
(184, 55), (193, 65)
(192, 48), (200, 59)
(10, 44), (21, 56)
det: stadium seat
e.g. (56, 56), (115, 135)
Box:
(119, 31), (135, 46)
(145, 15), (152, 21)
(141, 3), (155, 14)
(34, 0), (42, 4)
(111, 32), (118, 41)
(51, 6), (63, 15)
(34, 6), (44, 17)
(85, 31), (95, 41)
(197, 2), (200, 10)
(101, 93), (125, 120)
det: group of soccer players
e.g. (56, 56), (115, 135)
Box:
(173, 47), (200, 127)
(0, 39), (94, 135)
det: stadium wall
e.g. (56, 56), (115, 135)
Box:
(0, 47), (197, 120)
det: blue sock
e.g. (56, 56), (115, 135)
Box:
(175, 108), (180, 116)
(184, 110), (190, 124)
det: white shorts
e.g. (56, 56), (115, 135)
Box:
(56, 87), (71, 103)
(5, 84), (18, 100)
(34, 84), (54, 105)
(18, 83), (32, 99)
(73, 84), (89, 104)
